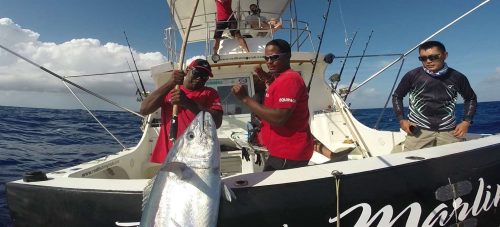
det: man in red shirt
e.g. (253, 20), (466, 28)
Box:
(213, 0), (250, 54)
(140, 59), (223, 163)
(231, 39), (314, 171)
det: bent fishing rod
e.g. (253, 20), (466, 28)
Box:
(306, 0), (333, 93)
(169, 0), (200, 141)
(350, 0), (491, 93)
(0, 43), (143, 118)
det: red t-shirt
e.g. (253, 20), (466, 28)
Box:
(150, 86), (223, 163)
(215, 0), (233, 21)
(259, 69), (314, 161)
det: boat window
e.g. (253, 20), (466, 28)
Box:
(206, 77), (253, 115)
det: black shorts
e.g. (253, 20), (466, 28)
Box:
(263, 156), (309, 172)
(214, 16), (240, 39)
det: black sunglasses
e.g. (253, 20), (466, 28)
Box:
(189, 68), (210, 80)
(418, 54), (440, 62)
(264, 53), (287, 62)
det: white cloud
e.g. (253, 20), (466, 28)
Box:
(480, 67), (500, 84)
(0, 18), (167, 110)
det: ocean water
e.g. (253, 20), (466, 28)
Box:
(1, 102), (499, 226)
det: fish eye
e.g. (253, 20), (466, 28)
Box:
(187, 131), (195, 140)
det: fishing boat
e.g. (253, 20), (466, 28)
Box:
(5, 0), (500, 226)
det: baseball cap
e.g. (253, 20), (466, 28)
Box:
(187, 59), (213, 77)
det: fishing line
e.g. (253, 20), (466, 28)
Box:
(333, 31), (357, 91)
(350, 0), (492, 93)
(126, 60), (144, 101)
(124, 31), (148, 97)
(344, 30), (373, 101)
(0, 43), (144, 118)
(65, 69), (150, 78)
(62, 81), (126, 148)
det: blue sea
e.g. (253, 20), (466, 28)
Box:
(1, 102), (499, 226)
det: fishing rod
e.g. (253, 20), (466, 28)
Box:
(350, 0), (491, 93)
(124, 31), (148, 97)
(65, 69), (150, 78)
(0, 43), (143, 118)
(127, 60), (144, 101)
(333, 31), (357, 91)
(306, 0), (333, 93)
(344, 30), (373, 101)
(169, 0), (201, 141)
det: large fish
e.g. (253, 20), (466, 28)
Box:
(140, 111), (221, 227)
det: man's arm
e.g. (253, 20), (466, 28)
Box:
(454, 75), (477, 137)
(139, 70), (184, 115)
(232, 84), (292, 126)
(170, 89), (223, 128)
(392, 72), (412, 134)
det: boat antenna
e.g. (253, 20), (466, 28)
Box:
(333, 31), (357, 91)
(124, 31), (148, 97)
(169, 0), (201, 141)
(0, 43), (143, 118)
(306, 0), (333, 93)
(350, 0), (491, 93)
(344, 30), (373, 101)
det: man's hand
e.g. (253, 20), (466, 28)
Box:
(253, 65), (273, 83)
(399, 119), (413, 135)
(231, 84), (249, 101)
(453, 121), (470, 138)
(170, 89), (190, 106)
(169, 70), (185, 86)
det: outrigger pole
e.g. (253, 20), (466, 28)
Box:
(0, 43), (143, 118)
(169, 0), (201, 141)
(306, 0), (333, 93)
(350, 0), (491, 93)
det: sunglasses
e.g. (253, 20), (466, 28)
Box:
(263, 53), (287, 62)
(189, 68), (210, 80)
(418, 54), (440, 62)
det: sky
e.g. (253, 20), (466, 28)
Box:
(0, 0), (499, 112)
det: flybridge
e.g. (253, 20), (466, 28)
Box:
(163, 0), (314, 57)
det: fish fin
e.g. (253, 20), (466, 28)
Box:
(164, 162), (191, 179)
(115, 221), (140, 226)
(142, 174), (156, 211)
(221, 182), (237, 202)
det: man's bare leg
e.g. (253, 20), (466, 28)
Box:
(235, 33), (250, 53)
(213, 38), (221, 55)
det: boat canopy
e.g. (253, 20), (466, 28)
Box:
(167, 0), (291, 43)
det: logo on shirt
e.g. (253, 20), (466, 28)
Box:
(279, 97), (296, 103)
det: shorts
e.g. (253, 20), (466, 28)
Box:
(263, 155), (309, 171)
(214, 16), (240, 39)
(403, 128), (463, 151)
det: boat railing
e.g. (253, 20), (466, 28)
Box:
(163, 11), (314, 58)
